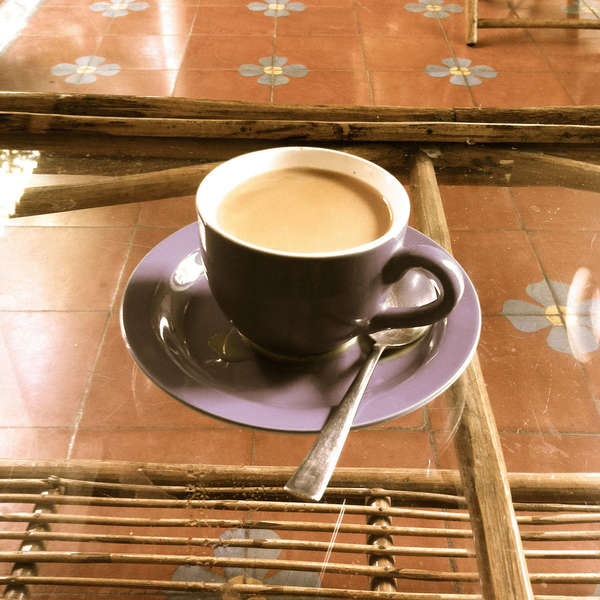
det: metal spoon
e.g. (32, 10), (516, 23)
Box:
(285, 270), (438, 502)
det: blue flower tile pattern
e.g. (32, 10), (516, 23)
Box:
(51, 56), (120, 84)
(248, 0), (305, 16)
(405, 0), (462, 18)
(502, 280), (599, 358)
(239, 56), (309, 86)
(89, 0), (148, 16)
(425, 57), (497, 86)
(171, 528), (320, 600)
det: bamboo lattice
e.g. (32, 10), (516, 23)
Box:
(0, 462), (599, 599)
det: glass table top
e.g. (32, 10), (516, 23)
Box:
(0, 97), (598, 598)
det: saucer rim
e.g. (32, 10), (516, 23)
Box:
(120, 223), (481, 433)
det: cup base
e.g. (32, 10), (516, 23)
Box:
(240, 333), (359, 363)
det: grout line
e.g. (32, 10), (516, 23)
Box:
(65, 223), (139, 459)
(353, 0), (375, 106)
(437, 15), (478, 107)
(270, 10), (278, 103)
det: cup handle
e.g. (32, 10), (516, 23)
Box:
(369, 243), (465, 331)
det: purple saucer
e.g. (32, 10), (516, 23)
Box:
(120, 224), (480, 432)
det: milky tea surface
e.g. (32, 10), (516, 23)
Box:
(217, 167), (392, 253)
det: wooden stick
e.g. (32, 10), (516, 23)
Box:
(0, 574), (484, 599)
(465, 0), (478, 44)
(0, 551), (480, 582)
(3, 531), (598, 560)
(0, 494), (471, 522)
(1, 512), (473, 539)
(4, 93), (599, 125)
(0, 92), (454, 122)
(409, 150), (534, 600)
(3, 112), (600, 144)
(479, 17), (600, 27)
(12, 162), (218, 218)
(1, 461), (599, 503)
(0, 530), (475, 558)
(0, 477), (468, 507)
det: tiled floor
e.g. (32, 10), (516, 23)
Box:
(1, 0), (600, 543)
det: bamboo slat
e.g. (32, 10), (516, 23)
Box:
(2, 461), (600, 504)
(479, 17), (600, 28)
(0, 575), (483, 599)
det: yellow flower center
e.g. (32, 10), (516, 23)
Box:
(76, 65), (96, 73)
(111, 2), (130, 8)
(268, 2), (285, 9)
(449, 66), (471, 76)
(426, 4), (443, 10)
(225, 575), (265, 600)
(545, 304), (566, 327)
(263, 65), (283, 75)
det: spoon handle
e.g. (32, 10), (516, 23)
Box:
(285, 343), (386, 502)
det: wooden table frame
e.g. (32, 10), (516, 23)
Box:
(1, 93), (600, 600)
(465, 0), (600, 45)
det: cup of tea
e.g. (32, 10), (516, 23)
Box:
(196, 146), (464, 358)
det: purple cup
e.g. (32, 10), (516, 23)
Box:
(196, 147), (464, 358)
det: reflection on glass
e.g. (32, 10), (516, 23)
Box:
(0, 0), (45, 54)
(566, 267), (600, 363)
(0, 149), (40, 231)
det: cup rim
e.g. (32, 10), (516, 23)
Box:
(196, 146), (409, 259)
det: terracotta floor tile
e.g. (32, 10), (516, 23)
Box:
(0, 227), (132, 311)
(499, 432), (600, 473)
(106, 5), (199, 35)
(180, 36), (274, 69)
(0, 311), (108, 427)
(71, 427), (254, 463)
(0, 67), (90, 93)
(440, 185), (521, 230)
(368, 406), (427, 430)
(556, 70), (600, 104)
(75, 69), (179, 95)
(173, 69), (272, 102)
(447, 37), (550, 73)
(21, 6), (110, 36)
(528, 231), (600, 294)
(275, 7), (359, 36)
(137, 196), (197, 228)
(113, 226), (179, 306)
(80, 312), (235, 429)
(469, 72), (573, 107)
(0, 428), (71, 459)
(253, 429), (436, 468)
(363, 36), (452, 71)
(371, 71), (474, 107)
(356, 0), (448, 37)
(192, 6), (276, 35)
(9, 203), (140, 227)
(449, 231), (546, 315)
(273, 70), (371, 105)
(478, 317), (599, 433)
(96, 35), (188, 70)
(275, 35), (364, 70)
(426, 391), (466, 432)
(0, 35), (104, 70)
(543, 47), (600, 72)
(511, 186), (600, 231)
